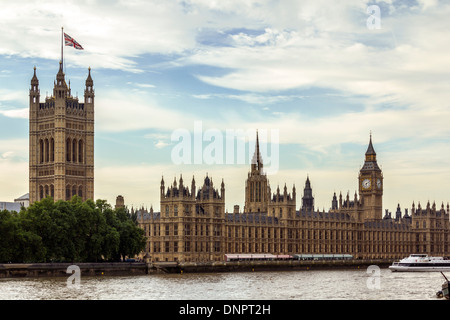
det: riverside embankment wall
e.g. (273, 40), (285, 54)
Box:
(0, 259), (393, 278)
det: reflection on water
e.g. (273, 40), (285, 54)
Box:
(0, 267), (444, 300)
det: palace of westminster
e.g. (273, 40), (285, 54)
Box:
(26, 63), (450, 263)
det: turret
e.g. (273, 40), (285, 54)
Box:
(54, 61), (68, 99)
(191, 176), (196, 199)
(30, 66), (40, 115)
(160, 176), (165, 197)
(331, 192), (338, 210)
(85, 67), (94, 103)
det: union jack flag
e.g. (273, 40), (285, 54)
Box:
(64, 33), (84, 50)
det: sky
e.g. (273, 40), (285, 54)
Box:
(1, 0), (450, 214)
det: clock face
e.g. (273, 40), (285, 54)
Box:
(377, 178), (382, 189)
(362, 178), (371, 189)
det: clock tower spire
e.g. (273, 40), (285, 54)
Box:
(359, 133), (383, 220)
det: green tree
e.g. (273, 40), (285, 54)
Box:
(113, 207), (146, 261)
(0, 197), (146, 263)
(0, 209), (45, 263)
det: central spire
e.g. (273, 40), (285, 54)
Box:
(251, 130), (263, 173)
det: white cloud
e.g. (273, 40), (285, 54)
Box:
(0, 138), (28, 200)
(192, 92), (305, 105)
(154, 140), (170, 149)
(95, 89), (198, 132)
(0, 107), (28, 119)
(1, 1), (450, 214)
(0, 1), (202, 71)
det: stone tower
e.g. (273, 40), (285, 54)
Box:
(244, 131), (270, 213)
(301, 176), (314, 213)
(29, 63), (94, 204)
(358, 134), (383, 220)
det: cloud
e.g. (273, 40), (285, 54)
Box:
(0, 1), (202, 71)
(192, 92), (305, 105)
(0, 138), (28, 201)
(1, 0), (450, 214)
(154, 140), (170, 149)
(0, 89), (28, 119)
(95, 89), (198, 132)
(0, 108), (28, 119)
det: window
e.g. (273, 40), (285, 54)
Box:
(78, 140), (83, 163)
(39, 140), (44, 163)
(66, 138), (71, 162)
(50, 138), (54, 162)
(72, 139), (77, 162)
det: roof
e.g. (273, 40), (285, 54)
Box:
(136, 210), (160, 221)
(365, 135), (376, 155)
(14, 193), (29, 201)
(226, 212), (278, 224)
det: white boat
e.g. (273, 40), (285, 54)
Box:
(389, 254), (450, 272)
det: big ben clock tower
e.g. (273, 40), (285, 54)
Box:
(359, 134), (383, 221)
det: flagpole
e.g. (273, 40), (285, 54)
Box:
(61, 27), (64, 69)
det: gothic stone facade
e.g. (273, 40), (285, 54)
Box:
(136, 134), (450, 262)
(29, 63), (94, 204)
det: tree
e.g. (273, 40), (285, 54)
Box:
(113, 207), (146, 261)
(0, 209), (45, 263)
(0, 197), (146, 263)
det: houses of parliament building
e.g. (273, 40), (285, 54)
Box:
(28, 63), (450, 263)
(136, 132), (450, 262)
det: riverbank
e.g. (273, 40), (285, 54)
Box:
(0, 259), (394, 278)
(0, 262), (148, 278)
(150, 259), (393, 273)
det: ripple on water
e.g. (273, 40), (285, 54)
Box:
(0, 268), (445, 300)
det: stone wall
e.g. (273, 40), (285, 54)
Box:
(0, 262), (148, 278)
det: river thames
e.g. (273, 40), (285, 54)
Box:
(0, 266), (446, 300)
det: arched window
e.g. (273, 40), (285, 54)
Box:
(66, 185), (71, 200)
(45, 138), (49, 162)
(39, 185), (44, 200)
(78, 186), (83, 198)
(72, 139), (77, 163)
(72, 185), (77, 197)
(44, 185), (49, 197)
(66, 138), (71, 162)
(78, 140), (83, 163)
(50, 138), (54, 162)
(50, 185), (54, 198)
(39, 139), (44, 163)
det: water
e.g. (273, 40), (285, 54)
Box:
(0, 267), (445, 300)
